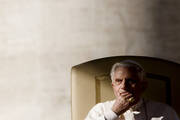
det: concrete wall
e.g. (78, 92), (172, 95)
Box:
(0, 0), (180, 120)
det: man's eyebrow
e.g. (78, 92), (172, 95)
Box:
(126, 78), (138, 82)
(127, 78), (136, 80)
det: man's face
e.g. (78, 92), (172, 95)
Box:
(112, 67), (145, 101)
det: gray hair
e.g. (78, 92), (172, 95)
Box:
(110, 60), (145, 82)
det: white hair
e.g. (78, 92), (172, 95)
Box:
(110, 60), (145, 82)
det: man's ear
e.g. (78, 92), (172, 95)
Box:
(111, 82), (116, 88)
(111, 82), (114, 87)
(141, 80), (148, 91)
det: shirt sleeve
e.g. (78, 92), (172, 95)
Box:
(85, 103), (119, 120)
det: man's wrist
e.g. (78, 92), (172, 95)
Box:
(104, 109), (119, 120)
(111, 107), (124, 116)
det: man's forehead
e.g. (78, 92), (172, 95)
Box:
(114, 67), (140, 77)
(115, 67), (135, 72)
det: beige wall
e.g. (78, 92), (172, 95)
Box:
(0, 0), (180, 120)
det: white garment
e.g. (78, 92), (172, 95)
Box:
(85, 99), (180, 120)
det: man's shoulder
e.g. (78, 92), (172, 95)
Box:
(146, 99), (172, 109)
(146, 99), (177, 114)
(145, 99), (179, 119)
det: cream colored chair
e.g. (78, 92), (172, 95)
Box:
(71, 56), (180, 120)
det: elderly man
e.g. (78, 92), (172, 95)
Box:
(85, 60), (179, 120)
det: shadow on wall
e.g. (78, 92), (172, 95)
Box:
(122, 0), (180, 61)
(151, 0), (180, 59)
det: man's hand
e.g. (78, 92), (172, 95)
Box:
(111, 92), (135, 116)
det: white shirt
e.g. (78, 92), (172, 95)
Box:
(85, 99), (180, 120)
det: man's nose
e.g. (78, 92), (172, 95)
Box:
(120, 79), (126, 89)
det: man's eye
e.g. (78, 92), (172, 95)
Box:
(116, 79), (122, 82)
(128, 79), (137, 84)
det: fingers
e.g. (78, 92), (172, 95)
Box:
(118, 91), (129, 97)
(112, 92), (135, 115)
(121, 92), (132, 97)
(119, 92), (129, 96)
(118, 92), (134, 103)
(119, 92), (132, 98)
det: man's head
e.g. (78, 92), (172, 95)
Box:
(110, 60), (147, 102)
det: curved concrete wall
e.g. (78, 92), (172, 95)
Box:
(0, 0), (180, 120)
